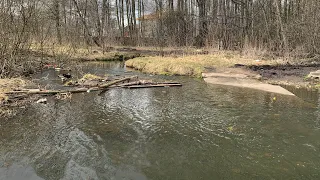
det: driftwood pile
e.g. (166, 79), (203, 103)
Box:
(5, 76), (182, 97)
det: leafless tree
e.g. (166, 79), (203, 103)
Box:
(2, 0), (320, 77)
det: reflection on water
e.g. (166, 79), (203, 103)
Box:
(1, 62), (320, 179)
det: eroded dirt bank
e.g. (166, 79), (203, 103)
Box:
(247, 64), (320, 88)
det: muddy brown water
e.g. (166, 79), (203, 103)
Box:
(1, 62), (320, 180)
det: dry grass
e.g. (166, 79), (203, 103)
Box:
(30, 43), (140, 61)
(31, 43), (114, 60)
(125, 53), (284, 77)
(0, 78), (27, 102)
(81, 74), (103, 80)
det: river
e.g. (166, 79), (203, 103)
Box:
(1, 62), (320, 179)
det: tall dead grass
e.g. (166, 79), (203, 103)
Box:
(125, 53), (283, 77)
(0, 78), (27, 102)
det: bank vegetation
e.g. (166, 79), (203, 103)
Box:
(126, 52), (286, 77)
(0, 0), (319, 86)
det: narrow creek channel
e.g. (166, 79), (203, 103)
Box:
(1, 61), (320, 179)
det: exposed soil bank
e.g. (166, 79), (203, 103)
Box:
(246, 64), (320, 88)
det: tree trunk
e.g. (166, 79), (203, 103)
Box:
(54, 0), (62, 44)
(196, 0), (208, 47)
(71, 0), (101, 47)
(274, 0), (289, 53)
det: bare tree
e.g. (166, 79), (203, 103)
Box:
(3, 0), (320, 77)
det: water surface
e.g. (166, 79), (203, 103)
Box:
(1, 62), (320, 179)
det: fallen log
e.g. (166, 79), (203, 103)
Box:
(117, 81), (181, 87)
(99, 76), (137, 88)
(126, 83), (182, 89)
(6, 88), (91, 95)
(117, 81), (141, 87)
(6, 77), (138, 95)
(5, 76), (182, 96)
(116, 80), (154, 87)
(154, 82), (182, 84)
(7, 94), (29, 102)
(13, 89), (41, 92)
(9, 94), (29, 99)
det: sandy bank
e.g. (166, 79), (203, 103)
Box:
(202, 73), (295, 96)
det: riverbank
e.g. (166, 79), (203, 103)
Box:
(50, 45), (319, 89)
(126, 53), (259, 77)
(0, 78), (33, 117)
(125, 51), (287, 77)
(0, 78), (27, 101)
(1, 45), (319, 117)
(125, 52), (320, 89)
(29, 44), (215, 63)
(0, 45), (155, 110)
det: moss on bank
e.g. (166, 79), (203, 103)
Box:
(125, 54), (282, 77)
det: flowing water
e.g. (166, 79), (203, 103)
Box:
(1, 62), (320, 180)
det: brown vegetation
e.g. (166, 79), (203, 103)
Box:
(0, 0), (319, 105)
(125, 53), (284, 77)
(0, 78), (29, 117)
(0, 0), (319, 78)
(0, 79), (27, 102)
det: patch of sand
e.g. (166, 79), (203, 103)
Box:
(202, 73), (295, 96)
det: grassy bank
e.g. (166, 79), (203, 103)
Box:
(30, 43), (141, 62)
(0, 78), (27, 102)
(0, 78), (28, 117)
(125, 53), (284, 77)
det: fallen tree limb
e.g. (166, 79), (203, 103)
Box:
(126, 83), (182, 89)
(153, 82), (182, 84)
(117, 81), (142, 87)
(5, 76), (182, 96)
(6, 77), (138, 95)
(117, 81), (181, 87)
(99, 76), (137, 88)
(6, 88), (91, 95)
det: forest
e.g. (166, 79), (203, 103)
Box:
(0, 0), (319, 77)
(2, 1), (320, 178)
